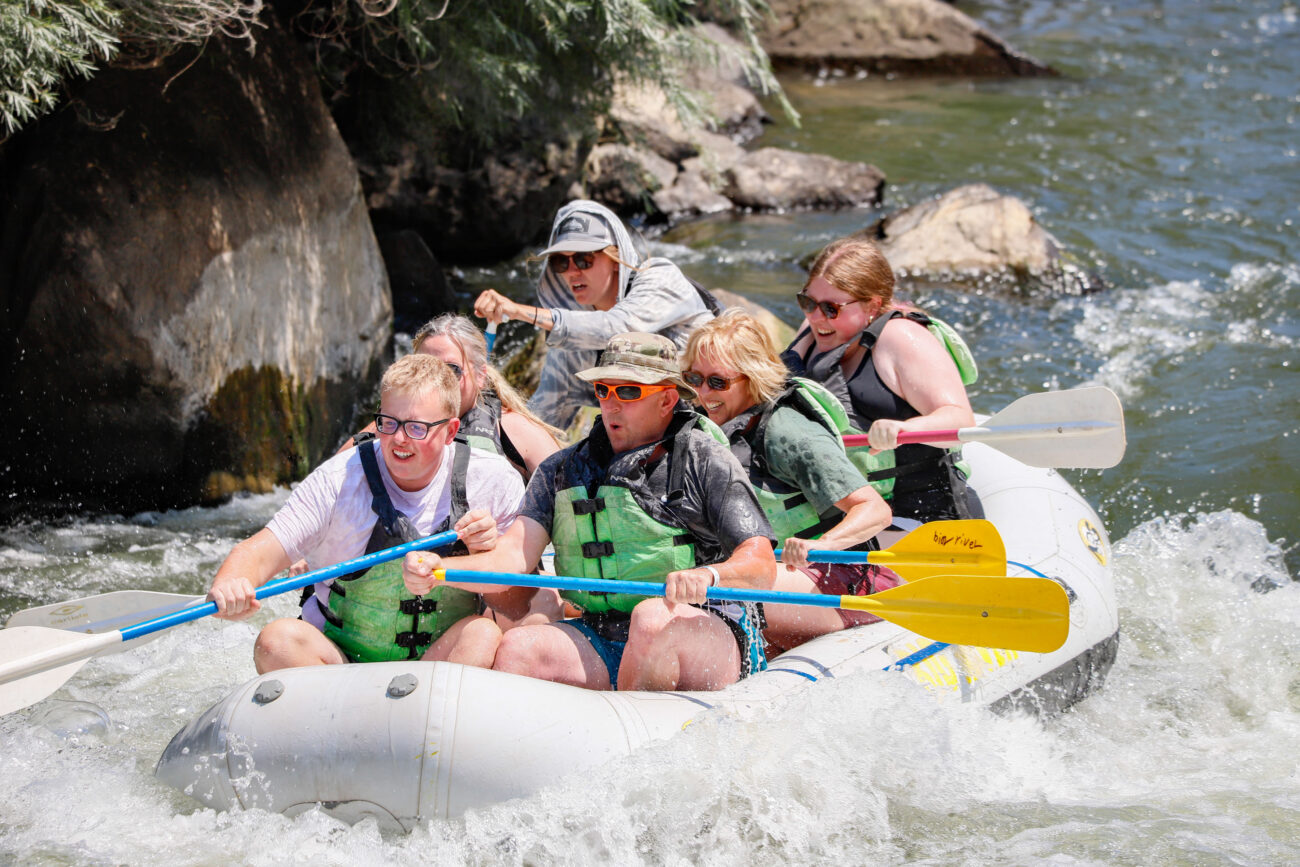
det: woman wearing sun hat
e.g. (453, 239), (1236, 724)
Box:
(473, 200), (719, 429)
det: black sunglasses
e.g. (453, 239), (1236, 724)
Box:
(548, 252), (598, 274)
(684, 371), (746, 391)
(795, 292), (861, 320)
(374, 413), (453, 441)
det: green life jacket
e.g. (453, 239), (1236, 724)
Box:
(320, 441), (478, 662)
(458, 390), (529, 476)
(551, 410), (728, 615)
(722, 378), (850, 542)
(793, 311), (976, 501)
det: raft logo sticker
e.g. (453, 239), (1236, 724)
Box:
(1078, 519), (1108, 565)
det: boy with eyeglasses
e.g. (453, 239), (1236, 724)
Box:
(207, 354), (525, 673)
(404, 332), (777, 692)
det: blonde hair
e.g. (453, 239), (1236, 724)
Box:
(412, 313), (564, 442)
(380, 354), (461, 419)
(681, 309), (789, 406)
(804, 237), (897, 309)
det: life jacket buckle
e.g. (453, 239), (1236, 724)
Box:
(572, 497), (606, 515)
(395, 631), (433, 648)
(581, 541), (615, 558)
(399, 597), (438, 615)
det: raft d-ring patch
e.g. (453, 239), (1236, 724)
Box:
(1078, 518), (1108, 566)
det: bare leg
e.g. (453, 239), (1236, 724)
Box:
(617, 600), (741, 692)
(492, 622), (612, 690)
(254, 618), (346, 673)
(761, 565), (848, 653)
(486, 588), (566, 630)
(423, 614), (504, 667)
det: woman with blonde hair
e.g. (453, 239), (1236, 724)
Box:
(784, 237), (980, 522)
(682, 309), (898, 651)
(410, 314), (564, 480)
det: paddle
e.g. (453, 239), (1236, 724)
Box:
(485, 320), (499, 353)
(774, 518), (1004, 579)
(2, 551), (372, 653)
(5, 591), (207, 654)
(434, 569), (1070, 653)
(842, 387), (1125, 469)
(0, 529), (459, 716)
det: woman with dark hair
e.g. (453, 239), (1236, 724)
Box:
(784, 237), (980, 522)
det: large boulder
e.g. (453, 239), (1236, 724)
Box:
(0, 18), (391, 516)
(360, 137), (588, 265)
(723, 147), (886, 210)
(868, 184), (1059, 273)
(761, 0), (1056, 76)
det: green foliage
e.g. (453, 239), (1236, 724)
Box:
(1, 0), (790, 155)
(0, 0), (119, 137)
(109, 0), (263, 51)
(302, 0), (790, 157)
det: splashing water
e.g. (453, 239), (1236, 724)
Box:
(2, 500), (1298, 863)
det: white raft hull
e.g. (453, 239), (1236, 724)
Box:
(156, 443), (1120, 830)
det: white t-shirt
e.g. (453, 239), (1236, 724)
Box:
(267, 440), (524, 629)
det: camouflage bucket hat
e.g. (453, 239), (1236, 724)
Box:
(577, 332), (697, 400)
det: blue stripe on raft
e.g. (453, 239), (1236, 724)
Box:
(773, 655), (836, 678)
(766, 668), (819, 682)
(884, 642), (950, 671)
(1008, 560), (1049, 578)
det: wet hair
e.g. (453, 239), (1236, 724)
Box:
(804, 237), (897, 308)
(681, 309), (788, 406)
(380, 354), (461, 419)
(412, 313), (564, 441)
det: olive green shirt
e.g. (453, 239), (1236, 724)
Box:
(763, 405), (865, 515)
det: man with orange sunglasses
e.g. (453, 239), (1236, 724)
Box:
(404, 332), (777, 692)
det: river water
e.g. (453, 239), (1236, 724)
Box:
(2, 0), (1297, 862)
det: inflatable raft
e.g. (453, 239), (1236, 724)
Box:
(156, 442), (1120, 830)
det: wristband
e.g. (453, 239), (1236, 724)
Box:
(703, 565), (721, 587)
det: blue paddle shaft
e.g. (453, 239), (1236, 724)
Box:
(118, 530), (459, 642)
(773, 549), (869, 564)
(440, 569), (847, 609)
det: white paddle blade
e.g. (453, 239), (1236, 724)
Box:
(0, 627), (121, 715)
(5, 591), (204, 655)
(971, 387), (1126, 469)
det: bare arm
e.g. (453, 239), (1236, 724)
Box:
(403, 517), (550, 596)
(499, 410), (562, 476)
(664, 535), (776, 606)
(869, 319), (974, 450)
(334, 420), (377, 456)
(779, 484), (892, 568)
(208, 528), (292, 620)
(474, 290), (555, 332)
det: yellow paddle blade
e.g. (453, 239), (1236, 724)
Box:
(871, 520), (1006, 579)
(840, 574), (1070, 653)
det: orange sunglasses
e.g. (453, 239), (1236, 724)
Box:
(593, 381), (676, 402)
